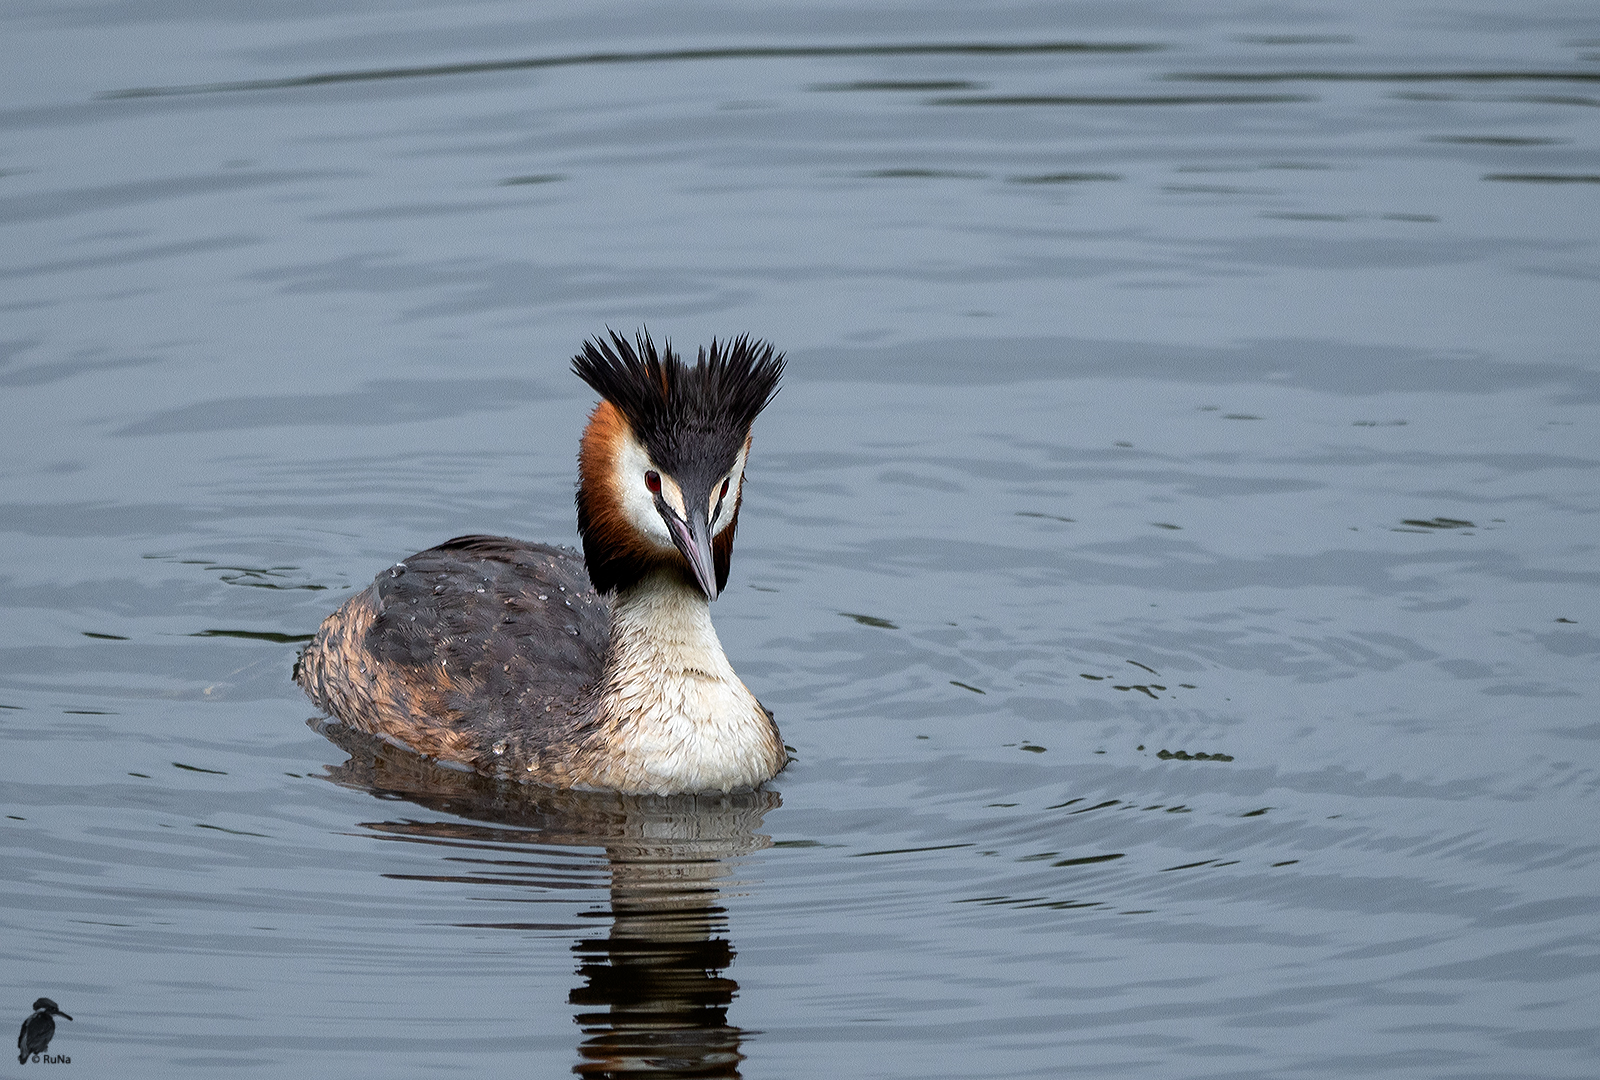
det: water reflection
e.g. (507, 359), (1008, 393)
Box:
(315, 719), (774, 1078)
(570, 874), (744, 1077)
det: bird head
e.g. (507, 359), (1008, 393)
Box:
(573, 330), (783, 600)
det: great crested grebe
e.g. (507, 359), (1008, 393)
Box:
(296, 330), (787, 795)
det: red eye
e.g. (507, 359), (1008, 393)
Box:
(645, 471), (661, 494)
(720, 478), (730, 499)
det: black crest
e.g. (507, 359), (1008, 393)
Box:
(572, 329), (784, 474)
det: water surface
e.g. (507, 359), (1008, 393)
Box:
(2, 0), (1598, 1075)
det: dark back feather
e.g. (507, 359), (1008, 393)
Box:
(297, 537), (612, 770)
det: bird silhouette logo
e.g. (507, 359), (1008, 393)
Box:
(17, 998), (71, 1064)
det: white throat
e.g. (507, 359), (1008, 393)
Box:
(592, 571), (783, 794)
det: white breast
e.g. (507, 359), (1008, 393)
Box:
(591, 571), (784, 794)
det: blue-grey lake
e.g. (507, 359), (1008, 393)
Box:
(2, 0), (1597, 1075)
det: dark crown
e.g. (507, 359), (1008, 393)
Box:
(572, 329), (784, 474)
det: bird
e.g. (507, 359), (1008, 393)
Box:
(18, 998), (70, 1063)
(296, 330), (788, 796)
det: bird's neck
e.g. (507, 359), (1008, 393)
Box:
(590, 570), (783, 793)
(607, 569), (728, 671)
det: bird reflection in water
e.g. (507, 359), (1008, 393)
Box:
(570, 850), (744, 1076)
(315, 718), (773, 1077)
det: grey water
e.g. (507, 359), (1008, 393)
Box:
(2, 0), (1598, 1075)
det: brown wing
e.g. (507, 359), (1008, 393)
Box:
(297, 536), (610, 769)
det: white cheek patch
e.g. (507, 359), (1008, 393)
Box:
(612, 432), (675, 550)
(658, 473), (688, 522)
(711, 438), (750, 537)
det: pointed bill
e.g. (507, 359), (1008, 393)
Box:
(665, 504), (719, 601)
